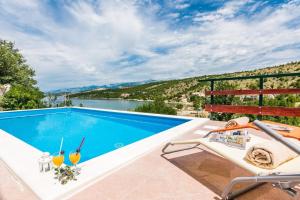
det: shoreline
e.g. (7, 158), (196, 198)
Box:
(70, 98), (203, 117)
(71, 97), (154, 102)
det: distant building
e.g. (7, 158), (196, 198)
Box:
(240, 95), (258, 101)
(120, 93), (130, 98)
(94, 88), (107, 91)
(191, 92), (205, 97)
(267, 94), (275, 99)
(180, 95), (188, 103)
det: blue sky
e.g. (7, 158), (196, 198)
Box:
(0, 0), (300, 90)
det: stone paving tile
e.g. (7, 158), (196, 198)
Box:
(0, 160), (39, 200)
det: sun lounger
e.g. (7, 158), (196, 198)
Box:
(261, 120), (300, 141)
(203, 119), (300, 141)
(162, 120), (300, 199)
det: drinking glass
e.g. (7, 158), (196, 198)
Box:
(69, 151), (81, 174)
(52, 152), (64, 168)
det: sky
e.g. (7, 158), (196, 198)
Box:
(0, 0), (300, 91)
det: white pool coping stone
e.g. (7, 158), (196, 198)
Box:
(0, 107), (209, 200)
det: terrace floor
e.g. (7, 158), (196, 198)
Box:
(1, 120), (299, 200)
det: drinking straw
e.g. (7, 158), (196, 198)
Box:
(76, 137), (85, 153)
(59, 137), (64, 154)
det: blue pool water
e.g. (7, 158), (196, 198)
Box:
(0, 108), (189, 164)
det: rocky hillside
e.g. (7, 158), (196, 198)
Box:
(70, 61), (300, 102)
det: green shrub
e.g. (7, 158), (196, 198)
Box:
(2, 85), (45, 110)
(190, 95), (206, 110)
(176, 104), (183, 110)
(135, 99), (176, 115)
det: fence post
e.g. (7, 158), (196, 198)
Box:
(210, 80), (214, 120)
(258, 77), (264, 120)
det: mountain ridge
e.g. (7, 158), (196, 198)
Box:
(48, 80), (156, 94)
(70, 61), (300, 101)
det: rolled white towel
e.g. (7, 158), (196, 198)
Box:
(245, 141), (298, 169)
(225, 117), (249, 128)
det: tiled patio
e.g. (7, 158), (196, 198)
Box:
(1, 120), (299, 200)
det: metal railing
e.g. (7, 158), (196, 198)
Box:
(199, 72), (300, 119)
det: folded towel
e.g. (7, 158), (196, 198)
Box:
(245, 141), (298, 169)
(225, 117), (249, 128)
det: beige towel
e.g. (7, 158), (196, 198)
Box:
(245, 141), (298, 169)
(225, 117), (249, 128)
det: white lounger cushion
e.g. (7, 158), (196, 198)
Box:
(197, 134), (300, 175)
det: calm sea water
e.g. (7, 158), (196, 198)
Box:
(71, 99), (145, 111)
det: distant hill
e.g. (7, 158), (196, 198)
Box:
(70, 61), (300, 101)
(48, 80), (156, 94)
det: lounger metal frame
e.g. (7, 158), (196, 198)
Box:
(161, 120), (300, 200)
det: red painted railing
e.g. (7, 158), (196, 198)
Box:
(201, 72), (300, 118)
(205, 88), (300, 96)
(205, 104), (300, 117)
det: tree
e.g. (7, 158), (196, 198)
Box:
(60, 99), (73, 107)
(0, 40), (36, 86)
(2, 85), (44, 110)
(190, 95), (205, 110)
(0, 40), (45, 110)
(176, 103), (183, 110)
(210, 81), (241, 121)
(135, 99), (177, 115)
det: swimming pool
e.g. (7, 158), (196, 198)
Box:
(0, 107), (208, 199)
(0, 107), (188, 164)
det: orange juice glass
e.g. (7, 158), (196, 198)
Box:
(69, 151), (81, 174)
(52, 153), (64, 168)
(69, 152), (81, 165)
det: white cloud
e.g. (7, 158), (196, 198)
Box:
(0, 0), (300, 90)
(174, 3), (190, 10)
(166, 13), (180, 19)
(193, 0), (249, 22)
